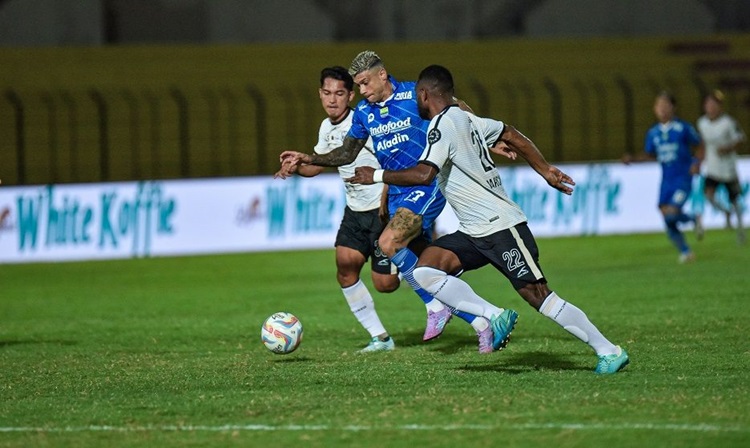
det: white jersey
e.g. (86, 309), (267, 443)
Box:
(420, 105), (527, 237)
(314, 109), (382, 211)
(696, 113), (746, 181)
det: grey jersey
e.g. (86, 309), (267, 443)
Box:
(697, 113), (745, 181)
(314, 110), (382, 211)
(420, 105), (527, 237)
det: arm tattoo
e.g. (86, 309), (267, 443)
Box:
(309, 136), (366, 167)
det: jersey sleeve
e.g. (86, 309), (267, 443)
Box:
(346, 106), (369, 140)
(420, 119), (452, 171)
(686, 122), (702, 146)
(644, 129), (656, 155)
(729, 117), (747, 144)
(312, 120), (328, 154)
(469, 114), (505, 147)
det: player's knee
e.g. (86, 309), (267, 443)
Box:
(413, 266), (446, 293)
(372, 276), (400, 293)
(336, 270), (360, 288)
(663, 214), (680, 228)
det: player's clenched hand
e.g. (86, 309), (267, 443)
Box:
(345, 166), (376, 184)
(280, 151), (309, 161)
(489, 141), (517, 161)
(274, 158), (298, 179)
(544, 166), (575, 195)
(275, 151), (310, 179)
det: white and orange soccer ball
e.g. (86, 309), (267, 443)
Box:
(261, 312), (303, 354)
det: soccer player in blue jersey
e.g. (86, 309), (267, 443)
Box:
(641, 92), (704, 263)
(278, 51), (491, 352)
(347, 64), (629, 374)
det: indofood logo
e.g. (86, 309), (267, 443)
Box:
(369, 116), (412, 137)
(13, 182), (175, 256)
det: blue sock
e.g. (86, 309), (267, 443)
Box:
(664, 214), (690, 254)
(675, 212), (692, 224)
(391, 248), (477, 324)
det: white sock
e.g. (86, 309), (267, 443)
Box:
(472, 318), (489, 332)
(413, 266), (504, 319)
(342, 279), (386, 338)
(539, 292), (617, 356)
(734, 202), (744, 231)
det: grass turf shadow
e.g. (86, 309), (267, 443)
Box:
(457, 350), (593, 374)
(0, 339), (78, 348)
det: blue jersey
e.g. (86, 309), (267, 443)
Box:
(644, 118), (701, 188)
(348, 76), (434, 196)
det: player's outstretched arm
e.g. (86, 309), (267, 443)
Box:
(501, 125), (575, 195)
(621, 151), (656, 164)
(276, 136), (366, 178)
(302, 136), (366, 167)
(274, 159), (325, 179)
(345, 162), (437, 186)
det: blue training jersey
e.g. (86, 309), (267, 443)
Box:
(644, 118), (701, 187)
(348, 76), (435, 196)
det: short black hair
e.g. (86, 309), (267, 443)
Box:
(656, 90), (676, 106)
(417, 64), (454, 96)
(320, 66), (354, 91)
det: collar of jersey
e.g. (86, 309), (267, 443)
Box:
(329, 107), (353, 126)
(658, 120), (677, 131)
(374, 75), (400, 106)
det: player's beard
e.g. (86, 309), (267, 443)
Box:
(418, 102), (430, 120)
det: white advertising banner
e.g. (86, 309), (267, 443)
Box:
(0, 176), (347, 263)
(0, 159), (748, 264)
(436, 160), (749, 237)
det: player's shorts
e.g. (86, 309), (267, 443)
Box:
(387, 184), (446, 240)
(704, 175), (742, 202)
(433, 222), (546, 290)
(658, 180), (692, 209)
(335, 206), (393, 275)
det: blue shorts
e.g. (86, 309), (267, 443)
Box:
(658, 180), (691, 209)
(388, 185), (446, 238)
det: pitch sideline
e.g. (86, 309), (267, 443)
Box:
(0, 422), (747, 433)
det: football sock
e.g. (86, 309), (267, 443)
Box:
(708, 196), (731, 214)
(539, 291), (618, 356)
(733, 202), (744, 230)
(342, 279), (387, 338)
(413, 266), (504, 320)
(390, 248), (445, 310)
(664, 214), (690, 253)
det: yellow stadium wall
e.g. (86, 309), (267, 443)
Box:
(1, 35), (749, 185)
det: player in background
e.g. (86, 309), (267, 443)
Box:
(625, 91), (704, 263)
(275, 66), (399, 353)
(697, 90), (746, 244)
(277, 51), (491, 352)
(347, 64), (629, 374)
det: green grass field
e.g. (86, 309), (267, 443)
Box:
(1, 230), (748, 447)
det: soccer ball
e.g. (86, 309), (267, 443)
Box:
(261, 312), (303, 354)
